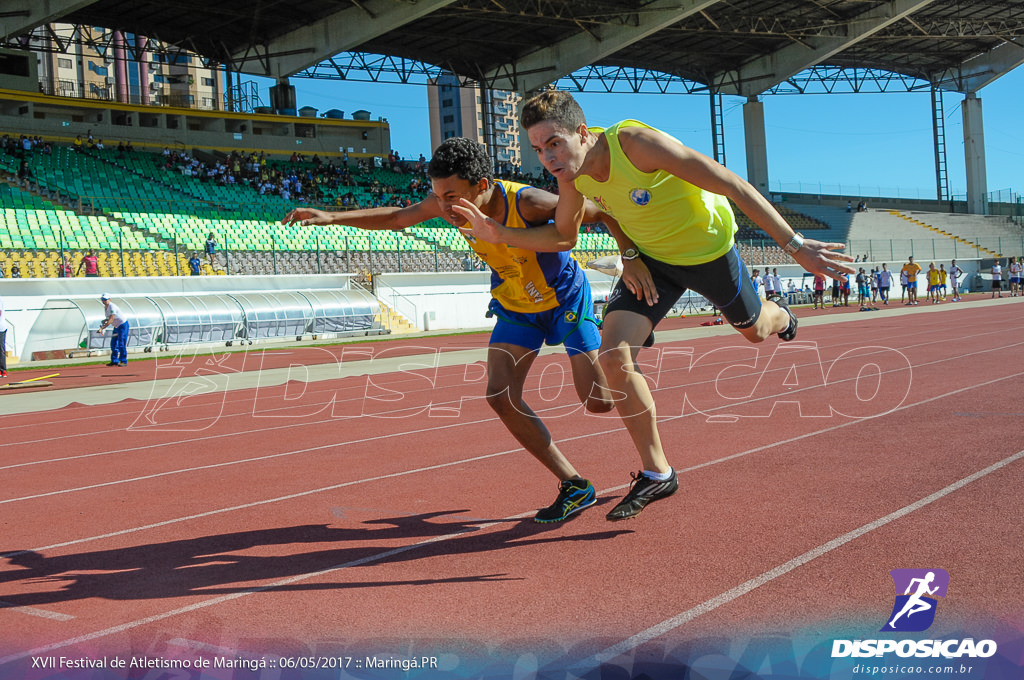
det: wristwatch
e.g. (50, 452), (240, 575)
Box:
(783, 232), (805, 255)
(621, 248), (640, 260)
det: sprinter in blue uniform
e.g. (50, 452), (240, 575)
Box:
(284, 138), (626, 522)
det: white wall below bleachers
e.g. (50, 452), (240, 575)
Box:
(375, 271), (619, 332)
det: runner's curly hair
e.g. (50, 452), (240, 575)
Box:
(427, 137), (493, 184)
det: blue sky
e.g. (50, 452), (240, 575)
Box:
(283, 65), (1023, 201)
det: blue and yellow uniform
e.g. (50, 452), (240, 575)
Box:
(469, 180), (599, 355)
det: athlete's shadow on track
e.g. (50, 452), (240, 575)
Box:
(0, 508), (630, 606)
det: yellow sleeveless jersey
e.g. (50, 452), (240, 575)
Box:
(465, 180), (584, 314)
(574, 119), (737, 266)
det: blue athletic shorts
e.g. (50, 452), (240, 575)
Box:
(487, 283), (600, 356)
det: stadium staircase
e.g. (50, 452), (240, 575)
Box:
(846, 209), (1023, 261)
(888, 211), (997, 257)
(378, 303), (417, 333)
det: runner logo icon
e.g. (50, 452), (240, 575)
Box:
(881, 568), (949, 632)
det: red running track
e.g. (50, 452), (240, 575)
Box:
(1, 298), (1022, 677)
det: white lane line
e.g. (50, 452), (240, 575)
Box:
(1, 445), (1020, 668)
(8, 360), (1024, 557)
(1, 321), (1012, 455)
(0, 600), (75, 621)
(3, 337), (1021, 508)
(587, 446), (1024, 666)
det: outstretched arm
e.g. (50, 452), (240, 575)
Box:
(282, 200), (441, 231)
(619, 126), (856, 280)
(452, 187), (603, 252)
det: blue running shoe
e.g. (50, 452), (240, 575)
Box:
(534, 479), (597, 523)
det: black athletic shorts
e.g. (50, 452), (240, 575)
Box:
(606, 246), (762, 329)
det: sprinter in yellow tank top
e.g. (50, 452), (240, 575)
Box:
(521, 90), (856, 521)
(284, 137), (619, 523)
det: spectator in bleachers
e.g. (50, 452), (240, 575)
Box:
(17, 159), (30, 184)
(72, 135), (83, 152)
(10, 264), (21, 279)
(188, 252), (202, 276)
(58, 255), (72, 278)
(205, 233), (218, 268)
(77, 250), (99, 277)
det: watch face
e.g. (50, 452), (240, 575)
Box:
(622, 248), (639, 260)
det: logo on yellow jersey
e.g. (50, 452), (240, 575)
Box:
(593, 195), (612, 214)
(630, 188), (652, 206)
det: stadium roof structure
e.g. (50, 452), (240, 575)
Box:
(3, 0), (1023, 96)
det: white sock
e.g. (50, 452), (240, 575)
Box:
(643, 469), (674, 482)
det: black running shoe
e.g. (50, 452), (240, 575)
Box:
(606, 469), (678, 521)
(642, 331), (656, 348)
(534, 478), (597, 523)
(775, 297), (798, 341)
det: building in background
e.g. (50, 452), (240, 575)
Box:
(427, 74), (521, 174)
(32, 23), (222, 110)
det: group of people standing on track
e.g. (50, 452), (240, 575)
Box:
(899, 256), (973, 304)
(284, 90), (854, 524)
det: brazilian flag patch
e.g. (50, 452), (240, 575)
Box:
(564, 311), (578, 323)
